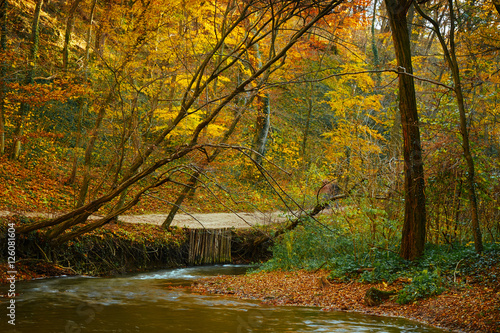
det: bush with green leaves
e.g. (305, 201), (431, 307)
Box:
(261, 210), (398, 277)
(396, 269), (445, 304)
(257, 206), (500, 302)
(259, 216), (362, 272)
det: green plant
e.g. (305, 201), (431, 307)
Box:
(259, 217), (358, 272)
(396, 269), (445, 304)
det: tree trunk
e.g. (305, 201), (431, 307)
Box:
(384, 0), (427, 261)
(0, 0), (7, 154)
(16, 0), (344, 241)
(162, 171), (200, 229)
(250, 94), (271, 165)
(301, 82), (314, 158)
(445, 0), (483, 254)
(162, 99), (249, 229)
(415, 1), (483, 253)
(84, 0), (97, 72)
(10, 0), (43, 160)
(67, 99), (86, 185)
(371, 0), (381, 86)
(62, 0), (82, 70)
(76, 92), (112, 208)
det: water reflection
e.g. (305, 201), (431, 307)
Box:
(1, 265), (446, 333)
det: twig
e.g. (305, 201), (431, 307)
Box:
(313, 261), (328, 273)
(35, 242), (51, 262)
(454, 258), (464, 283)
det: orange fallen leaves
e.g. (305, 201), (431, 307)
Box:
(192, 269), (500, 333)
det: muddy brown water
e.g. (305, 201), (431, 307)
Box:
(1, 266), (447, 333)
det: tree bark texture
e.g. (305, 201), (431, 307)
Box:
(384, 0), (427, 260)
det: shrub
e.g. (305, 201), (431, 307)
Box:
(396, 269), (445, 304)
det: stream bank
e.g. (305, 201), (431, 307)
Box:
(192, 269), (500, 333)
(0, 215), (273, 283)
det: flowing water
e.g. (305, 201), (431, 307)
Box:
(1, 265), (447, 333)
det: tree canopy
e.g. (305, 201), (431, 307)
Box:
(1, 0), (499, 260)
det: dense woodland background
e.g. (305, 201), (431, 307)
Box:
(0, 0), (499, 257)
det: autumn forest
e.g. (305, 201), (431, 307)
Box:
(1, 0), (500, 331)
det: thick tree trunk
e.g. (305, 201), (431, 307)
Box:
(10, 0), (43, 160)
(385, 0), (427, 261)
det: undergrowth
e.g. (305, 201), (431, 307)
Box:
(258, 209), (500, 304)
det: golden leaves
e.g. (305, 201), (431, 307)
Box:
(5, 79), (88, 107)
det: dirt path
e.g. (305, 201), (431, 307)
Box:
(0, 210), (293, 229)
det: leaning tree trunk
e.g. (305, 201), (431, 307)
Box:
(162, 171), (200, 229)
(385, 0), (427, 261)
(75, 92), (111, 208)
(162, 96), (250, 229)
(17, 0), (344, 243)
(415, 1), (483, 253)
(10, 0), (43, 160)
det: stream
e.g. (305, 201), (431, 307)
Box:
(1, 265), (447, 333)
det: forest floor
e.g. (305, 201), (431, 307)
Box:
(192, 269), (500, 333)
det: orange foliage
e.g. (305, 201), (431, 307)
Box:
(0, 156), (75, 212)
(193, 269), (500, 333)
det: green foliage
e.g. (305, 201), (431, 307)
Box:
(259, 208), (500, 303)
(358, 253), (406, 284)
(259, 216), (358, 272)
(260, 205), (402, 273)
(396, 269), (445, 304)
